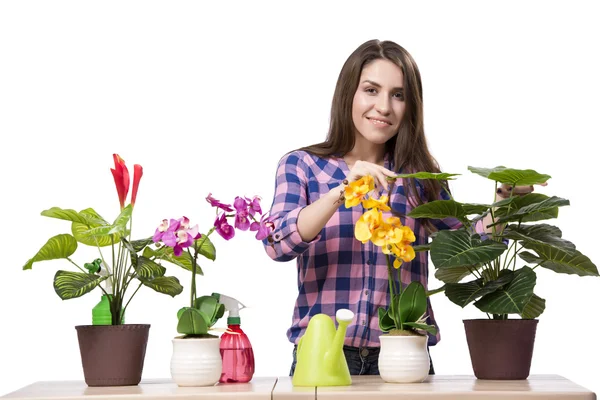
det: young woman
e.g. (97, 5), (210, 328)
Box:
(261, 39), (533, 376)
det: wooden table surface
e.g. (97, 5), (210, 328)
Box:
(2, 375), (596, 400)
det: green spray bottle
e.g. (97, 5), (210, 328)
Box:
(85, 259), (123, 325)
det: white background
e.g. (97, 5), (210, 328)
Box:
(1, 0), (599, 396)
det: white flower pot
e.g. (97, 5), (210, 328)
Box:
(378, 334), (430, 383)
(170, 337), (222, 386)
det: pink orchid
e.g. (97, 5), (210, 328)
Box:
(250, 213), (276, 240)
(206, 193), (234, 212)
(214, 213), (235, 240)
(234, 196), (251, 231)
(247, 196), (262, 217)
(153, 217), (200, 256)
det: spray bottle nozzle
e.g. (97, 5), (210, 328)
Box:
(212, 293), (245, 325)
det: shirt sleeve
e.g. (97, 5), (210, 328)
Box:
(262, 151), (320, 262)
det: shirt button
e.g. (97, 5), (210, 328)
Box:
(366, 260), (372, 265)
(364, 290), (369, 296)
(362, 320), (366, 326)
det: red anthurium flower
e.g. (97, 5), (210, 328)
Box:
(131, 164), (143, 208)
(111, 154), (130, 210)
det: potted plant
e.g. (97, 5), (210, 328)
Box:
(22, 154), (184, 386)
(402, 167), (599, 379)
(150, 194), (274, 387)
(344, 176), (437, 383)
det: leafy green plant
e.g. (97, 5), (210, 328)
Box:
(402, 166), (599, 319)
(22, 154), (184, 325)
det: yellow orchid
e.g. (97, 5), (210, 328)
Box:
(372, 222), (404, 252)
(361, 195), (391, 211)
(355, 208), (383, 243)
(391, 243), (416, 268)
(344, 175), (375, 208)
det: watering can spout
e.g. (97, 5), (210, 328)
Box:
(324, 309), (354, 368)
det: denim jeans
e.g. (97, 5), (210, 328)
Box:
(289, 344), (435, 376)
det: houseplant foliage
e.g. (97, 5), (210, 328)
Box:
(401, 166), (598, 379)
(402, 166), (598, 318)
(23, 154), (183, 324)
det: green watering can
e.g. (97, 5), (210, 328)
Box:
(292, 309), (355, 387)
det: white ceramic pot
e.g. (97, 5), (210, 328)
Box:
(170, 337), (222, 386)
(378, 334), (430, 383)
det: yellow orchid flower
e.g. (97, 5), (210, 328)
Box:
(355, 208), (382, 243)
(372, 223), (404, 251)
(400, 225), (416, 244)
(391, 243), (416, 268)
(362, 195), (391, 211)
(344, 175), (375, 208)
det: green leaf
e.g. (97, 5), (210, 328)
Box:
(378, 307), (396, 332)
(503, 224), (576, 252)
(71, 208), (117, 247)
(399, 282), (427, 323)
(195, 235), (216, 261)
(53, 270), (108, 300)
(408, 200), (467, 223)
(194, 296), (224, 327)
(520, 293), (546, 319)
(135, 256), (166, 278)
(403, 322), (437, 335)
(130, 237), (155, 253)
(393, 172), (461, 180)
(462, 203), (491, 216)
(520, 242), (599, 277)
(494, 194), (568, 225)
(474, 267), (536, 314)
(147, 246), (203, 275)
(137, 276), (184, 296)
(435, 264), (481, 284)
(108, 205), (133, 234)
(41, 207), (100, 225)
(431, 230), (507, 268)
(467, 166), (551, 186)
(177, 308), (209, 335)
(23, 234), (78, 270)
(445, 272), (514, 307)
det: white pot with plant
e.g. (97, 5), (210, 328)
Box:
(150, 194), (274, 386)
(344, 176), (437, 383)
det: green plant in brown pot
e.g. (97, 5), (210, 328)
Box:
(400, 167), (598, 380)
(22, 154), (184, 387)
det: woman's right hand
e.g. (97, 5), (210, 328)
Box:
(345, 160), (397, 190)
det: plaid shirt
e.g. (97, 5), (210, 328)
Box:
(262, 150), (462, 348)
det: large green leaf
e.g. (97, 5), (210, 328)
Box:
(520, 293), (546, 319)
(177, 307), (209, 335)
(431, 230), (507, 268)
(394, 172), (461, 180)
(494, 194), (568, 225)
(41, 207), (100, 225)
(520, 242), (598, 277)
(130, 237), (155, 252)
(474, 267), (536, 314)
(108, 205), (133, 235)
(71, 208), (116, 247)
(445, 272), (514, 307)
(435, 264), (481, 284)
(403, 322), (437, 335)
(462, 203), (491, 216)
(137, 276), (184, 296)
(503, 224), (576, 252)
(378, 307), (396, 332)
(195, 235), (216, 261)
(399, 282), (427, 323)
(135, 256), (166, 278)
(23, 234), (78, 270)
(53, 270), (108, 300)
(468, 166), (551, 186)
(408, 200), (467, 223)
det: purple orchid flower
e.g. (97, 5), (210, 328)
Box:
(247, 196), (262, 217)
(206, 193), (234, 212)
(250, 213), (277, 240)
(214, 212), (235, 240)
(153, 217), (200, 256)
(233, 196), (251, 231)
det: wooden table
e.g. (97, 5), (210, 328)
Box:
(2, 375), (596, 399)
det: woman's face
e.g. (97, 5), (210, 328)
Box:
(351, 59), (406, 145)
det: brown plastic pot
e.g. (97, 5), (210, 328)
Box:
(75, 324), (150, 386)
(463, 319), (538, 380)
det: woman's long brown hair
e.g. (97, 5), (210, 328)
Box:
(300, 39), (446, 218)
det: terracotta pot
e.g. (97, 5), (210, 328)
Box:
(463, 319), (538, 380)
(75, 324), (150, 386)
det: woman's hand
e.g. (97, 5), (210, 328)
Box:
(496, 182), (549, 199)
(346, 160), (397, 190)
